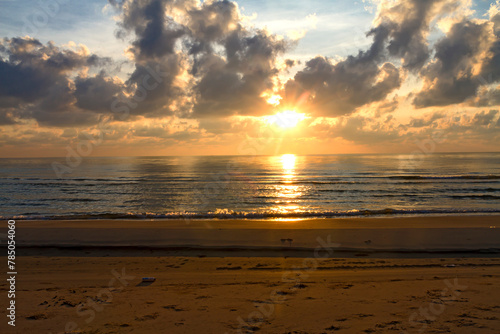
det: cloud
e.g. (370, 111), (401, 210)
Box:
(408, 112), (445, 128)
(281, 24), (401, 117)
(0, 37), (113, 126)
(1, 0), (500, 155)
(0, 0), (291, 128)
(414, 6), (500, 108)
(130, 117), (200, 140)
(478, 10), (500, 86)
(110, 0), (290, 119)
(191, 30), (288, 117)
(0, 110), (17, 125)
(306, 114), (402, 144)
(299, 107), (499, 149)
(74, 72), (124, 112)
(367, 96), (400, 117)
(279, 0), (461, 117)
(113, 0), (187, 60)
(107, 0), (500, 122)
(185, 0), (290, 117)
(372, 0), (464, 71)
(472, 109), (498, 126)
(472, 85), (500, 107)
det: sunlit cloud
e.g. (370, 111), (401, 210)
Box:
(266, 110), (307, 129)
(0, 0), (498, 156)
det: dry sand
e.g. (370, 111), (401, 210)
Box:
(1, 216), (500, 333)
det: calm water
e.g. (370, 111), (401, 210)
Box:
(1, 153), (500, 220)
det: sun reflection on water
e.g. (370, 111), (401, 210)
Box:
(281, 154), (296, 183)
(281, 154), (296, 170)
(268, 154), (305, 216)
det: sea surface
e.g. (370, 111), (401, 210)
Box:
(1, 153), (500, 220)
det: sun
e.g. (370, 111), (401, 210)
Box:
(267, 110), (306, 129)
(281, 154), (296, 171)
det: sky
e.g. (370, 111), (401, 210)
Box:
(0, 0), (499, 157)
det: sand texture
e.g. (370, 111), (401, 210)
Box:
(1, 216), (500, 333)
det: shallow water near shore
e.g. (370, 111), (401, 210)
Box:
(1, 152), (500, 220)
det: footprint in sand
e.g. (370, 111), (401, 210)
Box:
(325, 325), (342, 330)
(26, 314), (48, 320)
(216, 266), (242, 270)
(135, 312), (159, 321)
(162, 305), (185, 312)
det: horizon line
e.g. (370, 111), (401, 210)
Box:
(1, 151), (500, 159)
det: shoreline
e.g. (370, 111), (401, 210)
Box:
(13, 214), (500, 227)
(5, 210), (500, 221)
(8, 215), (500, 258)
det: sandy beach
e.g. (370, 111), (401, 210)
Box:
(1, 216), (500, 333)
(2, 0), (500, 331)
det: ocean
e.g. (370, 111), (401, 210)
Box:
(1, 153), (499, 220)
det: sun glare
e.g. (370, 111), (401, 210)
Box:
(281, 154), (296, 171)
(267, 110), (305, 129)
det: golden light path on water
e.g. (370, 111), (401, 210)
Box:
(268, 154), (305, 218)
(281, 154), (296, 181)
